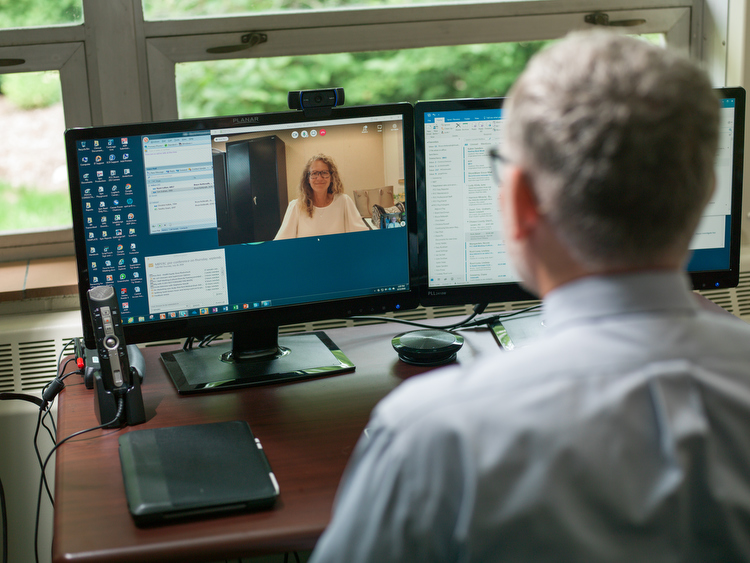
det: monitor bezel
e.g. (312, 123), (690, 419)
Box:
(690, 86), (745, 291)
(415, 97), (536, 307)
(66, 103), (420, 350)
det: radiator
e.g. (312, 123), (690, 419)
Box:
(2, 275), (750, 394)
(0, 311), (79, 563)
(0, 310), (83, 394)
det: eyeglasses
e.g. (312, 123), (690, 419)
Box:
(309, 171), (331, 179)
(487, 148), (507, 186)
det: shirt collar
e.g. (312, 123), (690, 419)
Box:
(542, 271), (699, 331)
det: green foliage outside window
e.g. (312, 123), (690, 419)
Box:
(144, 0), (430, 20)
(176, 42), (549, 118)
(0, 0), (81, 28)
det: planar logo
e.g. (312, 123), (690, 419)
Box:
(233, 116), (260, 124)
(427, 290), (447, 296)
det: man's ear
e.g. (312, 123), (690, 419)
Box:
(504, 166), (541, 240)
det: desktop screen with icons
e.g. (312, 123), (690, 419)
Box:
(67, 103), (418, 392)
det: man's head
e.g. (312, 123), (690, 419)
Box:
(503, 31), (719, 288)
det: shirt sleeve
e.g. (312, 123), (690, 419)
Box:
(309, 410), (469, 563)
(274, 200), (300, 240)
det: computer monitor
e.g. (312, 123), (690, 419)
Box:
(415, 97), (533, 307)
(66, 103), (418, 393)
(415, 89), (745, 308)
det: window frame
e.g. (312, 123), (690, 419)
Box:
(0, 24), (90, 259)
(0, 0), (733, 263)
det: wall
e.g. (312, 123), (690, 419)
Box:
(211, 121), (403, 204)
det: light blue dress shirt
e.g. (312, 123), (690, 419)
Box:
(310, 271), (750, 563)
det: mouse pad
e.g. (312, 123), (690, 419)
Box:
(118, 420), (279, 526)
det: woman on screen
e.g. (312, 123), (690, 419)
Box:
(274, 154), (368, 240)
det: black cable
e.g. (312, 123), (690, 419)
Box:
(36, 367), (84, 492)
(199, 334), (222, 347)
(457, 303), (543, 329)
(33, 408), (54, 507)
(57, 339), (76, 374)
(42, 403), (57, 440)
(34, 397), (125, 563)
(1, 474), (7, 563)
(351, 302), (541, 332)
(0, 393), (43, 408)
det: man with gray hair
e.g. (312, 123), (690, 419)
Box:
(309, 31), (750, 562)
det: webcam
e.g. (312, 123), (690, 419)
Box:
(288, 88), (345, 117)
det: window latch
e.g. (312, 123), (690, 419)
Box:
(584, 12), (646, 27)
(206, 32), (268, 54)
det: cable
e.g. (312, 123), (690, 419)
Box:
(34, 366), (83, 504)
(34, 398), (124, 563)
(457, 303), (543, 329)
(351, 302), (541, 332)
(57, 339), (76, 375)
(199, 334), (222, 347)
(33, 408), (54, 507)
(0, 393), (43, 408)
(30, 349), (93, 563)
(351, 302), (487, 331)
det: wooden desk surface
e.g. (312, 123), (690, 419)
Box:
(52, 320), (498, 563)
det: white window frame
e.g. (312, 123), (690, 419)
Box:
(0, 25), (90, 260)
(145, 3), (695, 121)
(0, 0), (736, 262)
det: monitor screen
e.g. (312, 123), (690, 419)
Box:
(66, 103), (418, 392)
(415, 89), (745, 308)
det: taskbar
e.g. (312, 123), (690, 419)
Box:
(122, 283), (409, 325)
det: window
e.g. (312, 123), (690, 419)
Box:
(0, 0), (733, 264)
(0, 0), (82, 29)
(174, 42), (552, 118)
(0, 71), (70, 233)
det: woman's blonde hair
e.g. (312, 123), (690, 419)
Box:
(297, 154), (344, 218)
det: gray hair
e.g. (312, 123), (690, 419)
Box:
(504, 31), (720, 270)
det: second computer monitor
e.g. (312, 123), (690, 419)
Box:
(415, 91), (744, 308)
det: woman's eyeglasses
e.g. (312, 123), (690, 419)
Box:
(309, 171), (331, 179)
(487, 148), (507, 186)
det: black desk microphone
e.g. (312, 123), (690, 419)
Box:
(87, 285), (146, 427)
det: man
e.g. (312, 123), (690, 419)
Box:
(310, 31), (750, 562)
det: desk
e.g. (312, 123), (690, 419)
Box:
(52, 320), (498, 563)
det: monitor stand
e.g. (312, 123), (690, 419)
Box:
(161, 329), (355, 394)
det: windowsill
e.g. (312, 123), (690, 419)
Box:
(0, 256), (80, 315)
